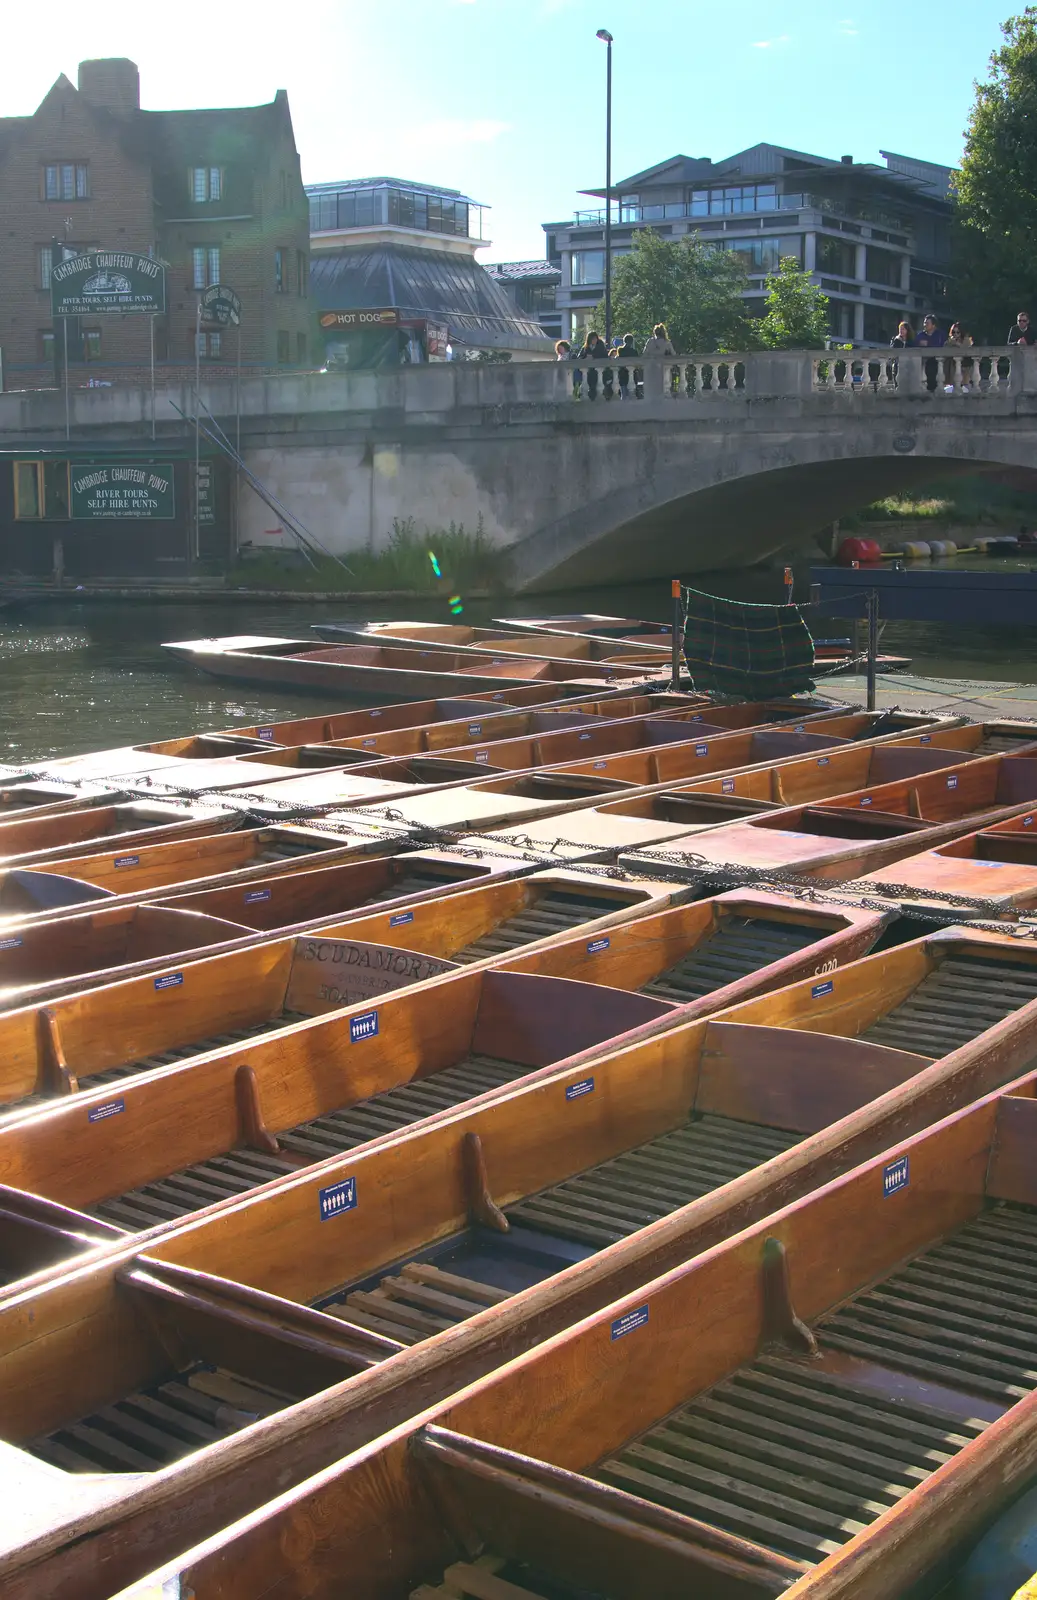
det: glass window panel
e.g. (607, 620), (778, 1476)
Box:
(76, 165), (89, 198)
(84, 329), (101, 360)
(866, 246), (901, 287)
(61, 164), (74, 199)
(689, 190), (708, 215)
(192, 167), (207, 201)
(208, 247), (220, 285)
(39, 247), (52, 289)
(210, 167), (221, 200)
(209, 331), (221, 357)
(192, 248), (206, 289)
(571, 250), (605, 285)
(14, 463), (41, 519)
(44, 166), (59, 200)
(309, 197), (321, 231)
(42, 461), (69, 519)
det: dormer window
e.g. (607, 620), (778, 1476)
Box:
(190, 167), (223, 203)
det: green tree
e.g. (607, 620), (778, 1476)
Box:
(954, 7), (1037, 337)
(754, 256), (831, 348)
(596, 228), (752, 352)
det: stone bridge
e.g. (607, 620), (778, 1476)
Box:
(2, 348), (1035, 591)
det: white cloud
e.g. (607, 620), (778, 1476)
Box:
(752, 33), (790, 47)
(839, 18), (858, 34)
(417, 118), (511, 145)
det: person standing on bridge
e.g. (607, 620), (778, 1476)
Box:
(578, 329), (608, 400)
(915, 314), (945, 391)
(889, 321), (914, 347)
(1008, 312), (1036, 346)
(643, 323), (676, 357)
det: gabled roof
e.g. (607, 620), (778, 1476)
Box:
(582, 141), (954, 203)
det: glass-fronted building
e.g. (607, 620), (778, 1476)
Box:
(306, 177), (551, 366)
(545, 144), (954, 347)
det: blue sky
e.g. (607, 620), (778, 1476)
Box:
(1, 0), (1015, 262)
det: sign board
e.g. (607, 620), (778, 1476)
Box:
(69, 462), (175, 520)
(51, 252), (166, 317)
(319, 308), (400, 329)
(426, 320), (450, 361)
(195, 463), (216, 527)
(200, 284), (242, 328)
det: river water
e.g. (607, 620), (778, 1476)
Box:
(3, 559), (1037, 764)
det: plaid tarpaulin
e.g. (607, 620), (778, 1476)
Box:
(681, 588), (816, 697)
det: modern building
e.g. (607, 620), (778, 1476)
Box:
(0, 58), (311, 386)
(485, 259), (563, 342)
(545, 143), (954, 346)
(307, 176), (553, 366)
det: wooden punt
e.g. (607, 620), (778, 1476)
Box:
(110, 1052), (1037, 1600)
(346, 709), (980, 792)
(850, 803), (1037, 912)
(0, 845), (531, 1013)
(213, 696), (856, 771)
(497, 611), (673, 644)
(7, 928), (1037, 1597)
(345, 734), (1016, 865)
(225, 716), (959, 830)
(618, 750), (1037, 892)
(160, 635), (660, 700)
(0, 822), (493, 924)
(0, 780), (122, 819)
(0, 867), (680, 1113)
(0, 884), (884, 1125)
(309, 619), (670, 663)
(29, 687), (675, 785)
(0, 799), (239, 870)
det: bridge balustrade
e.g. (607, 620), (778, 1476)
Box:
(811, 349), (1016, 397)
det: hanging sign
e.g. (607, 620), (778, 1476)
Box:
(319, 308), (399, 328)
(195, 463), (216, 527)
(70, 462), (175, 520)
(51, 253), (166, 317)
(426, 320), (450, 360)
(200, 284), (242, 328)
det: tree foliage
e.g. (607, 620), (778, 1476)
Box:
(597, 229), (751, 352)
(954, 7), (1037, 337)
(754, 256), (831, 349)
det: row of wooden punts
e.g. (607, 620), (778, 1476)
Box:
(0, 612), (1036, 1597)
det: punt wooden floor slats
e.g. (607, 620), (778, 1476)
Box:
(861, 953), (1037, 1055)
(319, 1113), (799, 1346)
(90, 1055), (521, 1231)
(452, 890), (633, 963)
(638, 916), (824, 1003)
(590, 1202), (1037, 1576)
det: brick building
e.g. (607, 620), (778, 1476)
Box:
(0, 58), (311, 386)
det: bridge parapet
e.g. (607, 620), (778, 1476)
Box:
(1, 346), (1032, 444)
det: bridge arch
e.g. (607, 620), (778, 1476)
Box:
(508, 422), (1037, 592)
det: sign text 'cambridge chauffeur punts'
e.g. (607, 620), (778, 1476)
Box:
(68, 463), (175, 520)
(49, 251), (167, 318)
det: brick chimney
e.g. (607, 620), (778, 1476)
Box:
(77, 58), (140, 112)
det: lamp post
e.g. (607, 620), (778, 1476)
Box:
(596, 27), (613, 346)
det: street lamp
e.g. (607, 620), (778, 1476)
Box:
(596, 28), (613, 346)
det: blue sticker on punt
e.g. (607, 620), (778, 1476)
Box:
(113, 854), (139, 868)
(245, 888), (271, 904)
(362, 738), (376, 748)
(695, 743), (709, 756)
(594, 760), (607, 769)
(812, 979), (834, 999)
(468, 723), (482, 736)
(350, 1010), (379, 1042)
(722, 778), (735, 793)
(319, 1177), (357, 1221)
(88, 1099), (125, 1124)
(883, 1155), (909, 1196)
(611, 1306), (649, 1340)
(475, 752), (489, 762)
(257, 727), (274, 740)
(0, 936), (23, 951)
(920, 734), (931, 743)
(389, 910), (414, 927)
(579, 732), (592, 740)
(1026, 817), (1035, 828)
(154, 972), (184, 991)
(817, 756), (830, 767)
(566, 1077), (595, 1101)
(859, 796), (873, 807)
(586, 936), (610, 954)
(947, 774), (959, 789)
(794, 724), (805, 732)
